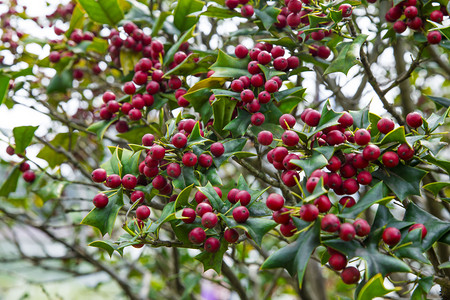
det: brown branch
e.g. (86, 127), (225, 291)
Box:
(222, 261), (249, 300)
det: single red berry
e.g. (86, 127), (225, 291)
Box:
(362, 144), (381, 161)
(128, 109), (142, 121)
(357, 171), (372, 185)
(430, 10), (444, 22)
(342, 178), (359, 194)
(382, 151), (399, 168)
(251, 112), (265, 126)
(106, 174), (122, 188)
(235, 44), (248, 58)
(19, 162), (30, 172)
(311, 30), (325, 41)
(271, 46), (285, 58)
(181, 208), (196, 224)
(299, 204), (319, 222)
(131, 190), (145, 204)
(340, 163), (357, 178)
(166, 163), (181, 178)
(201, 212), (218, 228)
(93, 193), (109, 208)
(182, 152), (198, 167)
(198, 154), (213, 168)
(273, 57), (288, 70)
(314, 195), (332, 213)
(287, 12), (301, 28)
(204, 237), (221, 253)
(338, 112), (354, 128)
(196, 202), (213, 217)
(354, 129), (371, 145)
(377, 118), (395, 134)
(304, 110), (321, 126)
(189, 227), (206, 244)
(339, 196), (356, 208)
(224, 228), (239, 243)
(427, 31), (442, 44)
(264, 79), (279, 93)
(210, 142), (225, 157)
(353, 219), (371, 237)
(150, 145), (165, 161)
(282, 130), (299, 147)
(393, 20), (407, 33)
(257, 131), (273, 145)
(122, 174), (137, 189)
(407, 17), (422, 30)
(281, 170), (300, 187)
(404, 6), (418, 19)
(266, 194), (285, 211)
(288, 0), (302, 13)
(280, 220), (297, 237)
(382, 227), (401, 246)
(279, 114), (296, 129)
(136, 205), (151, 220)
(49, 51), (61, 63)
(408, 223), (427, 239)
(152, 175), (167, 190)
(241, 4), (254, 17)
(339, 223), (356, 241)
(326, 130), (346, 146)
(236, 190), (251, 206)
(306, 177), (320, 193)
(329, 253), (347, 271)
(321, 214), (341, 232)
(273, 208), (291, 224)
(341, 267), (360, 284)
(339, 4), (353, 17)
(287, 56), (300, 69)
(233, 206), (250, 223)
(227, 188), (240, 204)
(326, 156), (342, 172)
(92, 168), (107, 183)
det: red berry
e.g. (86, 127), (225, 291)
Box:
(231, 79), (244, 92)
(136, 205), (151, 220)
(329, 253), (347, 271)
(327, 156), (342, 172)
(204, 237), (221, 253)
(282, 130), (299, 147)
(382, 151), (399, 168)
(338, 112), (354, 128)
(377, 118), (395, 134)
(354, 129), (371, 145)
(427, 31), (442, 44)
(201, 212), (218, 228)
(93, 193), (109, 208)
(247, 61), (261, 74)
(342, 178), (359, 194)
(281, 170), (300, 187)
(264, 79), (279, 93)
(287, 56), (300, 69)
(196, 202), (213, 217)
(304, 110), (321, 126)
(273, 208), (291, 224)
(430, 10), (444, 22)
(306, 177), (320, 193)
(280, 220), (297, 237)
(341, 267), (360, 284)
(339, 4), (353, 17)
(128, 109), (142, 121)
(407, 17), (422, 30)
(122, 174), (137, 189)
(279, 114), (296, 129)
(404, 6), (418, 19)
(339, 196), (356, 208)
(233, 206), (250, 223)
(19, 162), (30, 172)
(287, 12), (301, 28)
(150, 145), (165, 160)
(257, 131), (273, 145)
(235, 44), (248, 58)
(49, 51), (61, 63)
(92, 168), (107, 183)
(273, 57), (288, 70)
(131, 190), (145, 204)
(357, 171), (372, 185)
(210, 142), (225, 157)
(340, 163), (356, 178)
(189, 227), (206, 244)
(299, 204), (319, 222)
(251, 113), (265, 126)
(182, 152), (198, 167)
(123, 82), (136, 94)
(382, 227), (401, 246)
(241, 4), (254, 17)
(198, 154), (213, 168)
(326, 130), (346, 146)
(353, 219), (371, 236)
(363, 144), (381, 161)
(266, 194), (285, 211)
(311, 30), (325, 41)
(314, 195), (331, 213)
(172, 133), (187, 148)
(236, 190), (251, 206)
(272, 147), (289, 162)
(408, 223), (427, 239)
(397, 143), (414, 160)
(152, 175), (167, 190)
(271, 46), (285, 58)
(227, 188), (240, 204)
(339, 223), (356, 241)
(251, 74), (264, 87)
(224, 228), (239, 243)
(321, 214), (340, 232)
(167, 163), (181, 178)
(106, 174), (122, 188)
(393, 20), (407, 33)
(288, 0), (302, 13)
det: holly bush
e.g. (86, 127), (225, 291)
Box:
(0, 0), (449, 299)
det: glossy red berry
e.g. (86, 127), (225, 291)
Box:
(280, 220), (297, 237)
(314, 195), (332, 213)
(150, 145), (165, 160)
(130, 190), (145, 204)
(329, 253), (347, 271)
(382, 151), (399, 168)
(326, 130), (346, 145)
(251, 113), (265, 126)
(357, 171), (372, 185)
(397, 143), (414, 160)
(339, 223), (356, 241)
(430, 10), (444, 22)
(354, 129), (371, 145)
(257, 131), (273, 145)
(353, 219), (371, 236)
(377, 118), (395, 134)
(273, 208), (291, 224)
(299, 204), (319, 222)
(233, 206), (250, 223)
(182, 152), (198, 167)
(266, 194), (285, 211)
(201, 212), (218, 228)
(406, 112), (422, 128)
(306, 177), (320, 193)
(189, 227), (206, 244)
(204, 237), (221, 253)
(152, 175), (167, 190)
(321, 214), (341, 232)
(339, 4), (353, 17)
(93, 193), (109, 208)
(196, 202), (213, 217)
(224, 228), (239, 243)
(236, 190), (251, 206)
(382, 227), (401, 246)
(235, 44), (248, 58)
(281, 170), (300, 187)
(339, 196), (356, 208)
(106, 174), (122, 188)
(282, 130), (299, 147)
(122, 174), (137, 189)
(136, 205), (151, 220)
(210, 142), (225, 157)
(241, 4), (254, 17)
(341, 267), (360, 284)
(327, 156), (342, 172)
(172, 133), (187, 148)
(166, 163), (181, 178)
(363, 144), (381, 161)
(408, 223), (427, 239)
(92, 168), (107, 183)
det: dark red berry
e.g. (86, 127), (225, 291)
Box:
(93, 193), (109, 208)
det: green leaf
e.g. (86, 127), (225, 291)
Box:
(47, 70), (73, 93)
(81, 189), (124, 236)
(164, 54), (216, 77)
(212, 138), (247, 167)
(357, 274), (401, 300)
(173, 167), (200, 189)
(0, 166), (21, 197)
(323, 34), (368, 76)
(152, 11), (170, 36)
(175, 184), (194, 210)
(212, 97), (237, 137)
(211, 89), (241, 99)
(120, 148), (140, 175)
(278, 97), (303, 114)
(377, 126), (406, 145)
(120, 48), (142, 75)
(372, 164), (428, 200)
(36, 132), (78, 168)
(273, 87), (306, 102)
(394, 229), (430, 264)
(307, 103), (343, 138)
(350, 109), (370, 129)
(86, 37), (109, 54)
(422, 154), (450, 175)
(210, 50), (251, 78)
(184, 88), (214, 123)
(13, 126), (38, 154)
(323, 239), (411, 278)
(88, 240), (123, 257)
(428, 20), (450, 40)
(423, 182), (450, 197)
(339, 182), (391, 219)
(65, 4), (85, 37)
(198, 182), (224, 212)
(87, 119), (115, 140)
(148, 202), (176, 235)
(308, 15), (331, 28)
(78, 0), (124, 25)
(291, 151), (328, 177)
(439, 261), (450, 269)
(426, 95), (450, 108)
(101, 146), (123, 177)
(223, 109), (252, 137)
(164, 25), (197, 66)
(221, 215), (277, 246)
(411, 276), (433, 300)
(205, 167), (223, 186)
(0, 74), (11, 105)
(195, 239), (228, 274)
(258, 64), (285, 81)
(187, 122), (209, 147)
(425, 107), (449, 132)
(258, 37), (298, 49)
(254, 7), (281, 31)
(200, 5), (241, 18)
(403, 202), (450, 251)
(261, 221), (320, 288)
(173, 0), (204, 32)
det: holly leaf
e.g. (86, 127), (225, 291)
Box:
(291, 151), (328, 177)
(13, 126), (38, 154)
(339, 182), (392, 219)
(357, 274), (401, 300)
(184, 87), (213, 123)
(351, 109), (370, 129)
(172, 167), (200, 190)
(81, 189), (124, 236)
(411, 276), (434, 300)
(307, 102), (343, 138)
(210, 50), (251, 78)
(101, 146), (123, 177)
(221, 216), (277, 246)
(422, 154), (450, 175)
(212, 97), (238, 137)
(0, 166), (21, 197)
(0, 74), (11, 105)
(212, 138), (247, 167)
(147, 201), (176, 235)
(426, 95), (450, 109)
(254, 6), (280, 31)
(195, 239), (229, 274)
(323, 35), (368, 76)
(175, 184), (194, 210)
(423, 182), (450, 197)
(173, 0), (203, 32)
(78, 0), (124, 25)
(403, 202), (450, 251)
(198, 182), (225, 212)
(372, 164), (428, 200)
(323, 239), (411, 278)
(89, 240), (124, 257)
(377, 127), (406, 146)
(395, 229), (430, 264)
(120, 148), (140, 175)
(187, 122), (209, 147)
(261, 221), (320, 288)
(164, 54), (216, 77)
(87, 119), (115, 140)
(223, 109), (252, 137)
(273, 87), (306, 102)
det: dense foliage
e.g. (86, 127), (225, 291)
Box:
(0, 0), (449, 299)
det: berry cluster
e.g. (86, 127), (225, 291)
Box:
(225, 0), (254, 18)
(5, 145), (35, 183)
(386, 0), (448, 44)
